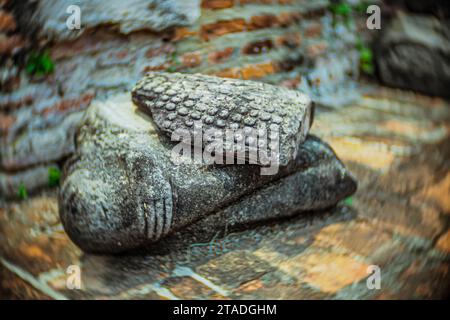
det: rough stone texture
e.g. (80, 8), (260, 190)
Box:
(59, 93), (355, 254)
(17, 0), (200, 41)
(376, 13), (450, 98)
(132, 72), (312, 166)
(1, 86), (450, 299)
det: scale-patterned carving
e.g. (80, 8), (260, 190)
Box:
(132, 72), (312, 166)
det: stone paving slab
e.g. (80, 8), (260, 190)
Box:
(1, 85), (450, 300)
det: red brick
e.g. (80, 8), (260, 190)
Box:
(0, 34), (26, 55)
(436, 229), (450, 254)
(208, 47), (234, 64)
(304, 23), (323, 38)
(306, 42), (328, 58)
(278, 12), (302, 27)
(142, 65), (167, 73)
(302, 7), (327, 19)
(242, 39), (273, 55)
(0, 113), (15, 134)
(145, 44), (174, 59)
(200, 19), (247, 41)
(181, 52), (202, 68)
(248, 14), (279, 30)
(279, 77), (301, 89)
(276, 33), (301, 48)
(0, 10), (16, 32)
(240, 62), (275, 79)
(213, 67), (241, 79)
(201, 0), (234, 10)
(172, 27), (197, 41)
(41, 93), (94, 116)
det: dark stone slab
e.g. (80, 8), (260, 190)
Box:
(376, 13), (450, 98)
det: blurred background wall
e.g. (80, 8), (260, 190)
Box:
(0, 0), (448, 198)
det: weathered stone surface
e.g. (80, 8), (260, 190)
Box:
(15, 0), (200, 41)
(376, 13), (450, 98)
(59, 93), (356, 254)
(132, 72), (313, 166)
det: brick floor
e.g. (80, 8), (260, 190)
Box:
(1, 85), (450, 299)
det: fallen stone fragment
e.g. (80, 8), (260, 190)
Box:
(59, 93), (356, 253)
(132, 72), (313, 167)
(376, 13), (450, 98)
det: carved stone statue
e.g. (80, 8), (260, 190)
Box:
(58, 74), (357, 254)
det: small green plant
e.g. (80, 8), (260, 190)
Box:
(48, 167), (61, 187)
(166, 51), (180, 73)
(343, 196), (353, 206)
(330, 2), (352, 16)
(329, 2), (353, 27)
(356, 39), (374, 75)
(25, 51), (55, 77)
(354, 1), (372, 14)
(18, 182), (28, 200)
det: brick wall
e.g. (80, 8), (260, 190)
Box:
(0, 0), (360, 198)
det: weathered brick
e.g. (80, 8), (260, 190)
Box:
(415, 172), (450, 214)
(163, 276), (221, 299)
(240, 62), (275, 79)
(213, 59), (285, 80)
(312, 221), (400, 265)
(279, 249), (370, 294)
(208, 47), (234, 64)
(279, 77), (301, 89)
(325, 137), (395, 171)
(306, 41), (328, 58)
(276, 33), (301, 48)
(304, 22), (323, 38)
(248, 14), (279, 30)
(275, 55), (305, 72)
(142, 65), (167, 73)
(436, 229), (450, 254)
(1, 196), (82, 276)
(302, 7), (326, 19)
(0, 113), (15, 135)
(354, 191), (445, 240)
(0, 34), (25, 55)
(180, 52), (202, 68)
(40, 93), (94, 116)
(213, 67), (241, 79)
(242, 39), (273, 55)
(200, 18), (246, 41)
(398, 260), (450, 299)
(195, 250), (274, 290)
(172, 27), (197, 41)
(0, 265), (52, 300)
(277, 12), (302, 27)
(0, 10), (16, 32)
(145, 44), (174, 59)
(50, 35), (106, 60)
(201, 0), (234, 10)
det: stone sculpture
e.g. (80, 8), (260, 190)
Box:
(59, 74), (357, 254)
